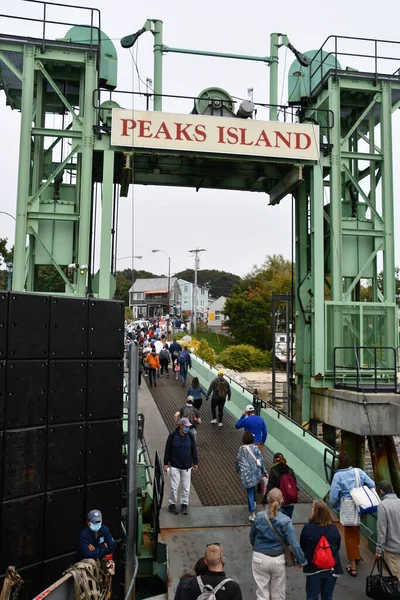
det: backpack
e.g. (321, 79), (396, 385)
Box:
(279, 473), (298, 504)
(159, 348), (169, 360)
(182, 405), (195, 424)
(215, 378), (227, 398)
(177, 351), (187, 365)
(196, 576), (233, 600)
(312, 535), (336, 570)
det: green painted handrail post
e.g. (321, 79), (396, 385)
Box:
(76, 52), (97, 297)
(269, 34), (279, 121)
(98, 150), (115, 298)
(152, 19), (163, 111)
(13, 45), (35, 291)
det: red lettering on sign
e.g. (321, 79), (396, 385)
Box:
(121, 119), (135, 137)
(138, 120), (152, 138)
(154, 122), (172, 140)
(274, 131), (292, 148)
(175, 123), (193, 141)
(226, 127), (239, 144)
(194, 124), (206, 142)
(254, 130), (272, 147)
(239, 128), (253, 146)
(294, 132), (311, 150)
(217, 126), (225, 143)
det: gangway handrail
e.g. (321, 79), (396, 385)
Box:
(333, 345), (398, 393)
(192, 352), (338, 452)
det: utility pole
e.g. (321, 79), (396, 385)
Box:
(188, 248), (206, 334)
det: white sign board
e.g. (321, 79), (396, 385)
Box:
(111, 109), (320, 161)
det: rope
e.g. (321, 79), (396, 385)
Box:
(63, 559), (112, 600)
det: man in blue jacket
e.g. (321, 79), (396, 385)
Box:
(164, 418), (198, 515)
(77, 509), (115, 560)
(235, 405), (267, 450)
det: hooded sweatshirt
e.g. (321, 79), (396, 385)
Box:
(263, 459), (297, 505)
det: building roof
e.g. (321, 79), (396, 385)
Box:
(129, 277), (178, 293)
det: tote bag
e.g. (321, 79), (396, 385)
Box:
(366, 557), (400, 600)
(350, 468), (380, 515)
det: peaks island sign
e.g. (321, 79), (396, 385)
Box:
(111, 109), (320, 161)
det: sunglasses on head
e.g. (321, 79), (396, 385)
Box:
(206, 543), (221, 548)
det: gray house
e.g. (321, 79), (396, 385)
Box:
(129, 277), (181, 319)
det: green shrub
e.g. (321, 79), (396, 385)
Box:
(218, 344), (271, 372)
(196, 338), (217, 366)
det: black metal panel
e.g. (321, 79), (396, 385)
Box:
(44, 487), (84, 557)
(49, 298), (88, 358)
(47, 424), (86, 490)
(0, 361), (5, 429)
(0, 494), (44, 571)
(88, 300), (124, 359)
(86, 479), (122, 539)
(5, 361), (48, 428)
(0, 291), (8, 359)
(42, 553), (76, 588)
(8, 293), (49, 358)
(13, 562), (44, 600)
(48, 361), (87, 424)
(2, 428), (46, 500)
(86, 420), (122, 482)
(87, 361), (123, 420)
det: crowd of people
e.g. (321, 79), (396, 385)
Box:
(126, 321), (400, 599)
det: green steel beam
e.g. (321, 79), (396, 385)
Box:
(98, 150), (115, 298)
(29, 146), (79, 204)
(311, 164), (325, 377)
(0, 50), (22, 80)
(28, 227), (75, 294)
(35, 61), (81, 124)
(341, 164), (383, 223)
(340, 94), (380, 147)
(163, 45), (272, 63)
(32, 127), (81, 139)
(343, 245), (382, 301)
(28, 212), (79, 221)
(341, 151), (383, 161)
(13, 45), (35, 291)
(152, 20), (163, 111)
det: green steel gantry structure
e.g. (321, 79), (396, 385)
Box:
(1, 4), (400, 483)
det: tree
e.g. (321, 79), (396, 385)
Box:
(114, 272), (132, 305)
(173, 269), (241, 298)
(224, 255), (293, 350)
(0, 238), (13, 290)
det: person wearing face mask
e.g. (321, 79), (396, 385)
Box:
(164, 418), (198, 516)
(77, 509), (115, 560)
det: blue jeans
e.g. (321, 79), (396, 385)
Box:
(306, 571), (337, 600)
(180, 366), (188, 384)
(281, 505), (294, 519)
(246, 486), (257, 513)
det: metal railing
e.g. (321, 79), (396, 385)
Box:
(0, 0), (101, 55)
(333, 345), (398, 393)
(309, 35), (400, 95)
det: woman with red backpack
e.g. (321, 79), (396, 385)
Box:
(263, 453), (298, 519)
(300, 499), (343, 600)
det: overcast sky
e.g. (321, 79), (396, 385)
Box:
(1, 0), (400, 279)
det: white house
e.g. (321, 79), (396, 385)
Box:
(207, 296), (229, 328)
(178, 279), (209, 317)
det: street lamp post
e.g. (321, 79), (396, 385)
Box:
(189, 248), (206, 334)
(152, 249), (171, 337)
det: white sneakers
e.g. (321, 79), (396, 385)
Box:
(211, 419), (217, 424)
(248, 514), (256, 522)
(218, 422), (223, 427)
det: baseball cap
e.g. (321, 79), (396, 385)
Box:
(217, 369), (224, 375)
(88, 509), (102, 523)
(246, 404), (255, 412)
(186, 396), (194, 404)
(178, 417), (192, 427)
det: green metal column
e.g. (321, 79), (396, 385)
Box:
(311, 164), (325, 378)
(13, 45), (36, 291)
(152, 20), (163, 112)
(98, 150), (115, 299)
(380, 82), (396, 347)
(76, 52), (97, 297)
(328, 79), (343, 304)
(269, 34), (279, 121)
